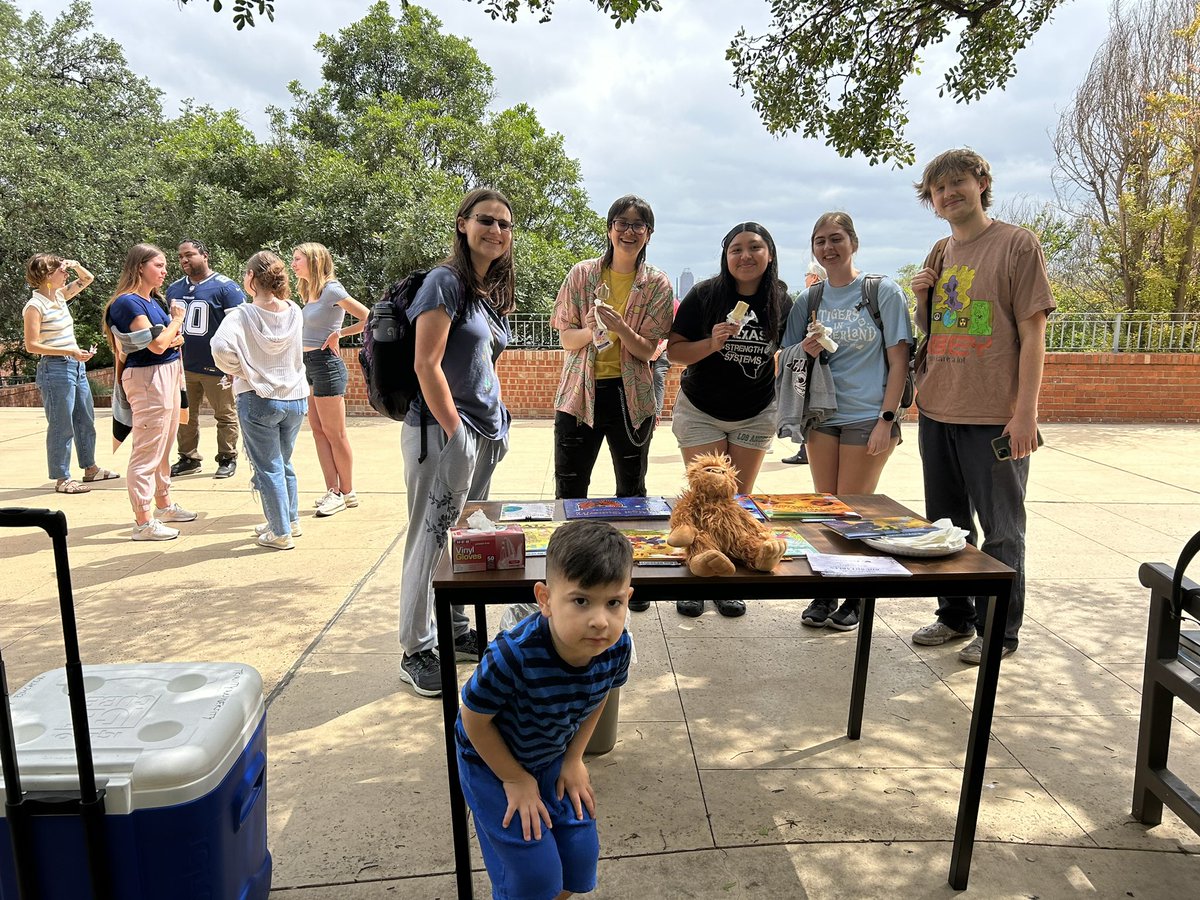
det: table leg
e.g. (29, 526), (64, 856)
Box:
(474, 601), (487, 659)
(847, 597), (876, 740)
(437, 590), (474, 900)
(948, 586), (1010, 890)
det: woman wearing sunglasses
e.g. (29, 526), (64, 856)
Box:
(551, 195), (675, 512)
(666, 222), (793, 618)
(398, 188), (516, 698)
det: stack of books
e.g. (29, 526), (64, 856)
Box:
(823, 516), (939, 541)
(746, 493), (861, 521)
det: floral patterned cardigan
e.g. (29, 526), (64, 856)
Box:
(550, 257), (675, 429)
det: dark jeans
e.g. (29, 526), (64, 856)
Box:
(555, 379), (653, 498)
(918, 415), (1028, 649)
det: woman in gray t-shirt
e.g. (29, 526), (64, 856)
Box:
(291, 242), (369, 518)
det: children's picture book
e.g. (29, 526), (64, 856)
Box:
(516, 521), (566, 557)
(498, 502), (556, 522)
(768, 525), (818, 559)
(736, 495), (766, 521)
(563, 496), (672, 520)
(747, 493), (861, 520)
(618, 529), (687, 564)
(823, 516), (939, 541)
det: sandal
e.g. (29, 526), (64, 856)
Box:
(83, 467), (121, 482)
(55, 479), (91, 494)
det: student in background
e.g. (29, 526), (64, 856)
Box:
(211, 251), (307, 551)
(398, 188), (516, 698)
(291, 242), (369, 517)
(457, 520), (632, 900)
(23, 253), (119, 494)
(102, 244), (197, 541)
(551, 196), (675, 504)
(667, 222), (792, 618)
(782, 213), (913, 632)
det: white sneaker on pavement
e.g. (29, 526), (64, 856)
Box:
(313, 489), (338, 509)
(315, 491), (346, 517)
(155, 502), (197, 523)
(256, 530), (295, 550)
(343, 490), (359, 508)
(256, 521), (302, 537)
(132, 519), (179, 541)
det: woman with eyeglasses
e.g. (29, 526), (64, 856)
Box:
(781, 211), (914, 632)
(551, 195), (675, 510)
(397, 188), (516, 698)
(666, 222), (793, 618)
(291, 242), (369, 518)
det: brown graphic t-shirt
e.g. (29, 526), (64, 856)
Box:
(916, 221), (1055, 425)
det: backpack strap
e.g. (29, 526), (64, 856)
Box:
(861, 274), (888, 365)
(805, 281), (831, 364)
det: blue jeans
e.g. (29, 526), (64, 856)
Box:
(36, 356), (96, 481)
(237, 393), (307, 536)
(918, 415), (1028, 650)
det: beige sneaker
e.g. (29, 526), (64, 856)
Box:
(256, 530), (295, 551)
(132, 519), (178, 541)
(256, 521), (302, 537)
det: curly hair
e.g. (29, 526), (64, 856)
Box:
(246, 250), (290, 299)
(25, 253), (64, 289)
(914, 148), (993, 210)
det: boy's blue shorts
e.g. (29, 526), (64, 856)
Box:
(457, 748), (600, 900)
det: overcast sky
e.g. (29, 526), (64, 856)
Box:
(24, 0), (1110, 291)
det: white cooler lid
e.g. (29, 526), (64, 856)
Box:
(0, 662), (264, 814)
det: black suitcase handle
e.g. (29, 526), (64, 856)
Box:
(0, 508), (113, 899)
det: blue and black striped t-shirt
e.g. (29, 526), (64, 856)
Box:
(456, 613), (631, 771)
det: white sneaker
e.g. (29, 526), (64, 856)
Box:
(155, 502), (197, 523)
(132, 519), (179, 541)
(315, 491), (346, 517)
(256, 530), (294, 550)
(313, 489), (338, 509)
(343, 490), (359, 509)
(256, 521), (302, 537)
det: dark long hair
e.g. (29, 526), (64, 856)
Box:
(442, 188), (516, 315)
(694, 222), (788, 343)
(601, 194), (655, 272)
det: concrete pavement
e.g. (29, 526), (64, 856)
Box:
(2, 408), (1199, 898)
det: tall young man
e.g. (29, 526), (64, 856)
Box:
(909, 148), (1055, 665)
(167, 239), (245, 478)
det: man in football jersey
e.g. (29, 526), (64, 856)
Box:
(168, 239), (245, 478)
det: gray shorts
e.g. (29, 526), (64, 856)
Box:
(671, 391), (777, 451)
(812, 418), (902, 446)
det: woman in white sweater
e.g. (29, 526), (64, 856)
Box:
(211, 251), (308, 550)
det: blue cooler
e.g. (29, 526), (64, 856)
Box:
(0, 662), (270, 899)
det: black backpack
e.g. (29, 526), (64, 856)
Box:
(358, 269), (464, 423)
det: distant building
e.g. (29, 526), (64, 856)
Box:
(677, 268), (694, 299)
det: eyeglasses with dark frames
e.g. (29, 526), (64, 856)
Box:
(470, 214), (515, 232)
(612, 218), (649, 235)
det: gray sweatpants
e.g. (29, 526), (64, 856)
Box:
(399, 420), (508, 655)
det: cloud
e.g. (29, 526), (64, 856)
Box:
(22, 0), (1111, 286)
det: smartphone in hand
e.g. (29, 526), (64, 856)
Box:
(992, 430), (1045, 461)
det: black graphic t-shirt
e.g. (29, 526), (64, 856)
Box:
(672, 282), (791, 421)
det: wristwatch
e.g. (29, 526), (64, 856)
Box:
(878, 410), (896, 423)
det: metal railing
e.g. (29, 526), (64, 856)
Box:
(504, 312), (1200, 352)
(1045, 312), (1200, 352)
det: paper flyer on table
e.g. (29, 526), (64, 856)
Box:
(806, 552), (912, 577)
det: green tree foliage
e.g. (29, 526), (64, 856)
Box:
(2, 1), (603, 379)
(0, 0), (170, 377)
(179, 0), (274, 30)
(471, 0), (1066, 166)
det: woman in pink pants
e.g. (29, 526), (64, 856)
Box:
(102, 244), (198, 541)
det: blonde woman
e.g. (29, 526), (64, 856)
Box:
(102, 244), (197, 541)
(211, 251), (307, 550)
(291, 243), (368, 517)
(23, 253), (120, 493)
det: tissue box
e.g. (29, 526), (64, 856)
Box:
(451, 527), (526, 573)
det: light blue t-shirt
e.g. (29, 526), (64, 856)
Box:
(301, 279), (351, 348)
(782, 275), (913, 426)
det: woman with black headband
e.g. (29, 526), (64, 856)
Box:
(667, 222), (792, 618)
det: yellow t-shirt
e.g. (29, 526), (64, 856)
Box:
(593, 268), (635, 380)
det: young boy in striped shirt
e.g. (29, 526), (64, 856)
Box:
(456, 520), (634, 899)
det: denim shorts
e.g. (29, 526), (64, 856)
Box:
(303, 348), (348, 398)
(813, 417), (902, 446)
(671, 391), (777, 451)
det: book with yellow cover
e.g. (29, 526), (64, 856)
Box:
(747, 493), (861, 520)
(517, 521), (566, 557)
(618, 528), (687, 564)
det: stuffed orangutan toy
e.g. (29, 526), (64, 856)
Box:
(667, 452), (787, 577)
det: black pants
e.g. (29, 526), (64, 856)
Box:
(555, 379), (653, 498)
(918, 415), (1028, 649)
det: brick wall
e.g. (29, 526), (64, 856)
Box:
(0, 367), (115, 408)
(7, 352), (1198, 423)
